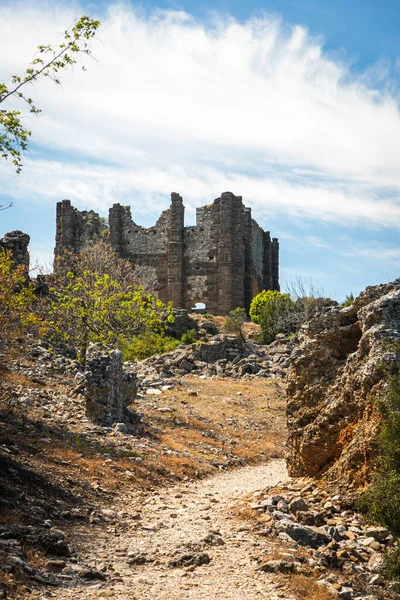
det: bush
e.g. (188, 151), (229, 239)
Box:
(249, 290), (284, 324)
(122, 333), (180, 361)
(359, 372), (400, 578)
(223, 307), (247, 340)
(250, 290), (296, 344)
(0, 249), (43, 356)
(343, 292), (354, 307)
(181, 329), (198, 345)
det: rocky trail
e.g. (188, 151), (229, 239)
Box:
(3, 281), (400, 600)
(57, 461), (289, 600)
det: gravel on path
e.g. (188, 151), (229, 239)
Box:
(57, 460), (289, 600)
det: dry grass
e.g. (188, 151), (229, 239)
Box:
(0, 375), (285, 504)
(287, 575), (336, 600)
(0, 373), (286, 529)
(0, 361), (287, 600)
(2, 371), (35, 387)
(135, 376), (286, 484)
(234, 504), (273, 528)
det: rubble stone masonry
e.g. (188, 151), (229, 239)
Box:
(54, 192), (279, 315)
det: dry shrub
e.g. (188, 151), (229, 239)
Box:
(288, 575), (336, 600)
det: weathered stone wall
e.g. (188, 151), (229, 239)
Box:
(0, 230), (30, 275)
(108, 202), (172, 303)
(55, 199), (106, 260)
(54, 192), (280, 314)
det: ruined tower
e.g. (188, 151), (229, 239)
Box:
(0, 230), (30, 276)
(54, 192), (279, 315)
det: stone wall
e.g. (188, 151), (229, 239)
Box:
(0, 230), (30, 275)
(55, 199), (106, 259)
(54, 192), (280, 315)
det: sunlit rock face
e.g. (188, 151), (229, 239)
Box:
(286, 280), (400, 488)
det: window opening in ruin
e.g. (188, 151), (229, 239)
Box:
(192, 302), (206, 312)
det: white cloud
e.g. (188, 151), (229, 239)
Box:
(4, 158), (400, 229)
(342, 242), (400, 263)
(1, 1), (400, 228)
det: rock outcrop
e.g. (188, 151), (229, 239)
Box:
(287, 280), (400, 487)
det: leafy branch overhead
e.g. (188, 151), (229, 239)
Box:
(0, 15), (100, 173)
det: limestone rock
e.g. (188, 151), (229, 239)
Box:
(258, 559), (294, 573)
(166, 309), (198, 339)
(274, 519), (332, 548)
(286, 280), (400, 486)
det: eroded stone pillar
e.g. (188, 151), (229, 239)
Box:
(84, 344), (136, 425)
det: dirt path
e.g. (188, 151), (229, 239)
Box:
(58, 460), (289, 600)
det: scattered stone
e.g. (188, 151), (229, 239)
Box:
(146, 388), (162, 396)
(258, 559), (294, 574)
(168, 552), (211, 568)
(275, 520), (332, 549)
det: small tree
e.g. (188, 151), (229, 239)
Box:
(0, 15), (100, 173)
(54, 240), (138, 290)
(54, 240), (161, 295)
(47, 269), (173, 364)
(223, 307), (247, 341)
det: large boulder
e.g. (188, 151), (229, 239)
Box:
(286, 280), (400, 487)
(166, 309), (198, 339)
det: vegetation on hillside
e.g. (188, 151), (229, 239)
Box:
(47, 269), (173, 364)
(0, 249), (43, 357)
(249, 278), (329, 345)
(359, 370), (400, 579)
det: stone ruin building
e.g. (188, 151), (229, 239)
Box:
(54, 191), (280, 315)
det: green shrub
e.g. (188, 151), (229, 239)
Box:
(383, 546), (400, 580)
(360, 470), (400, 536)
(343, 292), (354, 307)
(249, 290), (285, 324)
(359, 372), (400, 578)
(181, 329), (198, 345)
(122, 333), (180, 361)
(250, 290), (296, 344)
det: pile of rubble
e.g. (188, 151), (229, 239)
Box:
(246, 479), (399, 599)
(135, 334), (297, 394)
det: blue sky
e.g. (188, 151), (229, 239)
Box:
(1, 0), (400, 300)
